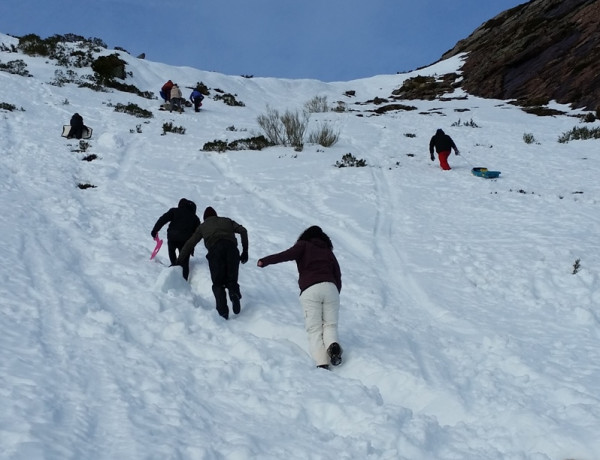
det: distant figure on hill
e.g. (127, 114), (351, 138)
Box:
(160, 80), (173, 102)
(190, 89), (204, 112)
(151, 198), (200, 281)
(170, 83), (184, 113)
(429, 129), (460, 170)
(257, 225), (343, 370)
(177, 206), (249, 320)
(67, 113), (85, 139)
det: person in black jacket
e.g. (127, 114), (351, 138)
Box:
(151, 198), (200, 280)
(177, 206), (248, 319)
(429, 129), (459, 170)
(67, 113), (85, 139)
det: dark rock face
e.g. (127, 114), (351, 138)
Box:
(441, 0), (599, 110)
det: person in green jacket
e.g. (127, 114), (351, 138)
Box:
(177, 206), (248, 319)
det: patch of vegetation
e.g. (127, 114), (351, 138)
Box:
(451, 118), (480, 128)
(373, 103), (417, 114)
(91, 53), (126, 83)
(162, 122), (186, 135)
(82, 154), (98, 162)
(78, 183), (97, 189)
(114, 102), (153, 118)
(509, 98), (566, 117)
(332, 101), (347, 112)
(17, 33), (105, 68)
(89, 54), (153, 98)
(522, 106), (566, 116)
(304, 95), (329, 113)
(558, 126), (600, 143)
(202, 136), (274, 152)
(307, 121), (339, 147)
(228, 135), (273, 151)
(523, 133), (537, 144)
(404, 133), (416, 138)
(257, 106), (308, 149)
(572, 258), (581, 275)
(391, 73), (461, 100)
(580, 112), (596, 123)
(0, 102), (18, 111)
(0, 59), (31, 76)
(214, 92), (245, 107)
(78, 140), (91, 152)
(202, 140), (228, 153)
(335, 153), (367, 168)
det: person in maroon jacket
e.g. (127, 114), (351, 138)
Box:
(257, 226), (343, 370)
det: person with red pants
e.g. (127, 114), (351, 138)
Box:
(429, 129), (460, 170)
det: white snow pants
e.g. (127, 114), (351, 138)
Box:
(299, 282), (340, 366)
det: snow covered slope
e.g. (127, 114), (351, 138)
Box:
(1, 33), (599, 460)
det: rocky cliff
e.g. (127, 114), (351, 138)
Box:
(442, 0), (599, 110)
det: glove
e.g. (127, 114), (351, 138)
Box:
(240, 250), (248, 264)
(455, 150), (460, 156)
(430, 154), (435, 161)
(151, 230), (157, 239)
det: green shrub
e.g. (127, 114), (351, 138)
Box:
(228, 135), (273, 151)
(451, 118), (480, 128)
(162, 122), (185, 135)
(0, 59), (31, 77)
(18, 33), (104, 67)
(214, 93), (245, 107)
(91, 53), (126, 83)
(558, 126), (600, 143)
(114, 102), (153, 118)
(523, 133), (536, 144)
(0, 102), (18, 111)
(202, 136), (273, 152)
(335, 153), (367, 168)
(581, 112), (596, 123)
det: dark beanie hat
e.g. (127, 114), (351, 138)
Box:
(203, 206), (217, 220)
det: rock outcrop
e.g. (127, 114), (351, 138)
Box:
(441, 0), (599, 110)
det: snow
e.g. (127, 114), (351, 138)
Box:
(1, 33), (599, 460)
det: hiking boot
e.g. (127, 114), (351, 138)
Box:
(327, 342), (343, 366)
(231, 296), (241, 314)
(317, 364), (330, 370)
(229, 291), (242, 314)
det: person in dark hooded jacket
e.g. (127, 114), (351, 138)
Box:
(68, 113), (85, 139)
(257, 226), (343, 370)
(151, 198), (200, 280)
(429, 128), (459, 170)
(177, 206), (249, 319)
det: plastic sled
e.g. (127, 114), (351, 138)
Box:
(471, 167), (501, 179)
(150, 235), (163, 260)
(62, 125), (93, 139)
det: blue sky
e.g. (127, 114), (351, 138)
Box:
(0, 0), (526, 81)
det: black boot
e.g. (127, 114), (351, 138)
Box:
(327, 342), (343, 366)
(212, 285), (228, 319)
(229, 291), (242, 315)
